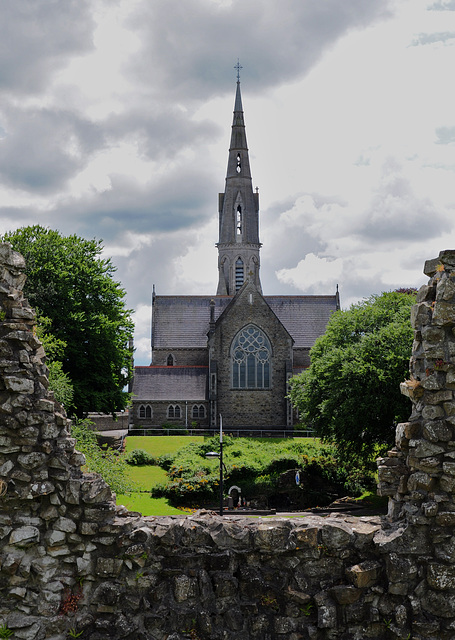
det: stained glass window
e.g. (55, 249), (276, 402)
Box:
(232, 325), (271, 389)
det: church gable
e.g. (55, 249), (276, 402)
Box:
(208, 282), (294, 428)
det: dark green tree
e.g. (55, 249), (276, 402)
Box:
(35, 314), (74, 409)
(2, 225), (134, 417)
(289, 290), (416, 465)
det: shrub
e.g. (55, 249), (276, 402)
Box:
(126, 449), (156, 466)
(161, 422), (188, 436)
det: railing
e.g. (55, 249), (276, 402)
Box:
(127, 427), (316, 438)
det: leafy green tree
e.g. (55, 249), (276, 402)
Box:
(289, 291), (416, 465)
(2, 225), (134, 417)
(35, 314), (74, 408)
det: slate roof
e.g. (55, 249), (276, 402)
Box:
(266, 296), (337, 348)
(132, 366), (208, 401)
(152, 294), (337, 350)
(152, 296), (231, 349)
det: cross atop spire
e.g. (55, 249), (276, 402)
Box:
(234, 59), (243, 82)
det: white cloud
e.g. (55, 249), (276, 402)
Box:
(277, 253), (343, 292)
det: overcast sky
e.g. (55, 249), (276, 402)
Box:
(1, 0), (454, 365)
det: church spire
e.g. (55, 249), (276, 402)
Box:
(216, 66), (262, 296)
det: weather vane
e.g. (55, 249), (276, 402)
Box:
(234, 59), (243, 82)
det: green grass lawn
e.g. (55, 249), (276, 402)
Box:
(125, 435), (204, 456)
(125, 463), (167, 491)
(116, 492), (184, 516)
(119, 436), (204, 516)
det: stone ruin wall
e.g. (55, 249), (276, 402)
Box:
(0, 243), (455, 639)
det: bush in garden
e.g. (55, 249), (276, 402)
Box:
(126, 449), (156, 466)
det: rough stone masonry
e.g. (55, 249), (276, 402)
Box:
(0, 243), (455, 639)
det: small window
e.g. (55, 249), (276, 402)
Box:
(168, 404), (181, 419)
(236, 205), (242, 235)
(192, 404), (206, 419)
(138, 404), (152, 419)
(167, 354), (174, 366)
(236, 153), (241, 173)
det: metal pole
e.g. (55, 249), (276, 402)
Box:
(219, 415), (223, 516)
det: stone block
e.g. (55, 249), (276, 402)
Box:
(329, 585), (361, 605)
(81, 475), (112, 504)
(54, 517), (77, 533)
(423, 420), (452, 442)
(439, 250), (455, 270)
(314, 593), (337, 629)
(424, 258), (440, 277)
(427, 562), (455, 590)
(433, 301), (455, 326)
(95, 557), (123, 577)
(386, 553), (418, 583)
(4, 376), (34, 394)
(407, 471), (434, 492)
(439, 475), (455, 493)
(346, 561), (382, 588)
(17, 451), (47, 469)
(436, 511), (455, 526)
(423, 590), (455, 617)
(409, 439), (445, 458)
(411, 302), (433, 328)
(9, 525), (40, 547)
(321, 521), (354, 550)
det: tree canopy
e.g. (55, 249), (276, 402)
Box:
(289, 290), (416, 464)
(2, 225), (134, 417)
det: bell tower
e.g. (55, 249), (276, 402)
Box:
(216, 63), (262, 296)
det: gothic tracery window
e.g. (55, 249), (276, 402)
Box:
(231, 325), (271, 389)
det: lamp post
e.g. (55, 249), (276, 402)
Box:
(206, 415), (224, 516)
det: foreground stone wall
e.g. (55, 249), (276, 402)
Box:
(1, 244), (455, 639)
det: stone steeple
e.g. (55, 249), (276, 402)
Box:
(216, 75), (262, 295)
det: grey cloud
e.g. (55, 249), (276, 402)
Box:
(435, 126), (455, 144)
(41, 166), (217, 244)
(106, 109), (221, 162)
(359, 175), (447, 242)
(410, 31), (455, 46)
(0, 107), (104, 193)
(126, 0), (393, 101)
(429, 1), (455, 10)
(0, 0), (95, 94)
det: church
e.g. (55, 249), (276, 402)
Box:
(130, 75), (339, 432)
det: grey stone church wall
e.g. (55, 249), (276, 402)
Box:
(209, 284), (293, 427)
(3, 244), (455, 638)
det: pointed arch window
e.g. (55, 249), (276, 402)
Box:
(236, 205), (242, 235)
(192, 404), (206, 419)
(231, 325), (271, 389)
(236, 153), (241, 173)
(167, 404), (181, 419)
(235, 258), (244, 291)
(138, 404), (153, 419)
(167, 354), (174, 366)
